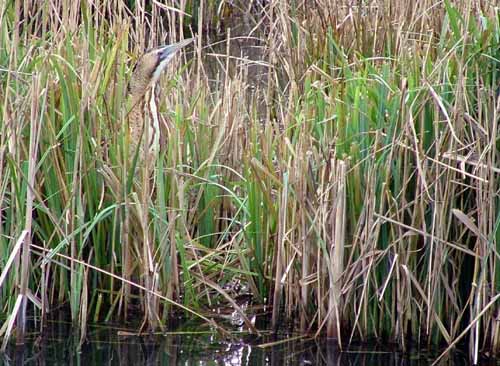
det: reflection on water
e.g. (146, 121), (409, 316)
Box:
(0, 320), (478, 366)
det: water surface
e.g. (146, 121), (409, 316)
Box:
(0, 319), (479, 366)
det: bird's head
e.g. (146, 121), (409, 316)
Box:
(129, 38), (194, 101)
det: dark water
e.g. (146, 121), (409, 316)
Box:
(0, 319), (482, 366)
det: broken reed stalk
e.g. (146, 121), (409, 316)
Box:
(327, 160), (346, 342)
(271, 171), (288, 330)
(16, 75), (43, 344)
(120, 191), (132, 318)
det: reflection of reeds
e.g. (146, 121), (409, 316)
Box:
(0, 0), (499, 360)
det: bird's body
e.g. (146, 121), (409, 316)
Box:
(128, 86), (161, 164)
(127, 38), (193, 165)
(120, 38), (193, 328)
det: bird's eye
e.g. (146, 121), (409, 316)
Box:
(152, 56), (162, 74)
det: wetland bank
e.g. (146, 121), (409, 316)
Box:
(0, 0), (499, 364)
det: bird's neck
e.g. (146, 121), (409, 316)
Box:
(127, 86), (161, 158)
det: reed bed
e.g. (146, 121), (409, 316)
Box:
(0, 0), (499, 362)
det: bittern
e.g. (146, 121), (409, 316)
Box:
(127, 38), (193, 164)
(122, 38), (193, 328)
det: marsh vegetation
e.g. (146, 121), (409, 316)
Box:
(0, 0), (499, 363)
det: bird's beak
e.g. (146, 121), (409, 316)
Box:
(158, 38), (194, 62)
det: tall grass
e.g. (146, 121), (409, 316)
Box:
(0, 0), (499, 361)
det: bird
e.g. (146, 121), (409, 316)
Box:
(127, 38), (194, 167)
(119, 38), (193, 329)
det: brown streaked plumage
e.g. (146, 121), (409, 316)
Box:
(127, 38), (193, 164)
(121, 39), (193, 329)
